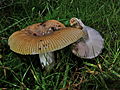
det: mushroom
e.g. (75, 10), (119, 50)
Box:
(8, 20), (85, 69)
(70, 18), (104, 59)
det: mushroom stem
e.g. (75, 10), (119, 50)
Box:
(39, 52), (55, 68)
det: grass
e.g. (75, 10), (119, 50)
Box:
(0, 0), (120, 89)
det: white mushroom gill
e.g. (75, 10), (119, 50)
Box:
(70, 18), (104, 59)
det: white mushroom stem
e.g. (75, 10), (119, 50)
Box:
(39, 52), (55, 68)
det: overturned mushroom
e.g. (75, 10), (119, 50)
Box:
(8, 20), (85, 69)
(70, 18), (104, 59)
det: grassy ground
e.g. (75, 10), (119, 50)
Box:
(0, 0), (120, 89)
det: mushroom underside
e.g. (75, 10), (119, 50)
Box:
(70, 18), (104, 59)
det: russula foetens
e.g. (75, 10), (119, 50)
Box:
(70, 18), (104, 59)
(8, 20), (85, 68)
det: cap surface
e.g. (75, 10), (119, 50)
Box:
(8, 20), (84, 55)
(22, 20), (65, 36)
(40, 20), (65, 30)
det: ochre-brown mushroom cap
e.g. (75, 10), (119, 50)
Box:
(8, 19), (85, 55)
(8, 27), (84, 55)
